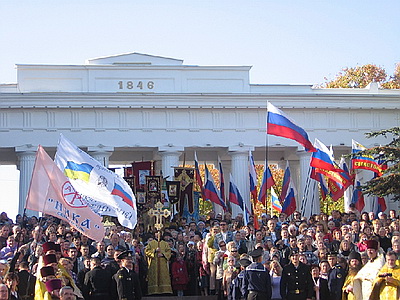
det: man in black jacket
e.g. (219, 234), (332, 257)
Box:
(84, 257), (111, 300)
(112, 250), (142, 300)
(280, 251), (313, 300)
(241, 248), (272, 300)
(17, 261), (36, 300)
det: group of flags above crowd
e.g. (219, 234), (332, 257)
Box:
(26, 134), (138, 242)
(198, 102), (388, 223)
(24, 102), (387, 242)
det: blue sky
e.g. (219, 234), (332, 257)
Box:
(0, 0), (399, 218)
(1, 0), (399, 85)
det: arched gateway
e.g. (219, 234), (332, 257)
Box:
(0, 53), (399, 216)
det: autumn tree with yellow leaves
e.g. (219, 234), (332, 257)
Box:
(323, 63), (400, 89)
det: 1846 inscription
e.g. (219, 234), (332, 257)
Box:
(118, 80), (154, 90)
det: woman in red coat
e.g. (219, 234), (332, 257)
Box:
(171, 254), (189, 297)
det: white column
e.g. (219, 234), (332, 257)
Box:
(297, 150), (311, 203)
(16, 145), (37, 216)
(229, 146), (253, 218)
(88, 146), (114, 167)
(158, 146), (183, 180)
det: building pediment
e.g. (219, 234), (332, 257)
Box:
(86, 52), (184, 66)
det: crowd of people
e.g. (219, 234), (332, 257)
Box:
(0, 206), (399, 300)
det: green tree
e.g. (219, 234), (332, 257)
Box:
(356, 127), (400, 201)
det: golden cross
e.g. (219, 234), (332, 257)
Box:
(148, 201), (171, 231)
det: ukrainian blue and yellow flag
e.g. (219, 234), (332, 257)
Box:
(64, 161), (93, 182)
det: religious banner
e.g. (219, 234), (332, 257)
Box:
(174, 168), (194, 215)
(166, 181), (180, 204)
(132, 161), (154, 190)
(146, 176), (162, 203)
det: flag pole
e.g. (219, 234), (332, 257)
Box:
(265, 101), (270, 214)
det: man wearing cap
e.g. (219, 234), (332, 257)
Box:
(83, 257), (111, 300)
(112, 250), (142, 300)
(44, 278), (63, 300)
(43, 254), (58, 270)
(280, 251), (313, 300)
(42, 242), (57, 256)
(352, 239), (385, 300)
(281, 236), (298, 266)
(232, 258), (251, 300)
(342, 251), (362, 300)
(326, 252), (346, 300)
(241, 248), (272, 300)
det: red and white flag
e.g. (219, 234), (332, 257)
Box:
(26, 145), (105, 242)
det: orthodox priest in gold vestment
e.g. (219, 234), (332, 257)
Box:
(352, 240), (385, 300)
(369, 251), (400, 300)
(145, 233), (173, 295)
(342, 251), (362, 300)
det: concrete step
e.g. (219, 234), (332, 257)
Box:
(144, 296), (218, 300)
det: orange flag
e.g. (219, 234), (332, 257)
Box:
(26, 146), (105, 242)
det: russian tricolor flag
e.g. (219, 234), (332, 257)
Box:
(374, 171), (387, 214)
(351, 181), (365, 212)
(279, 162), (291, 203)
(310, 167), (329, 200)
(267, 102), (316, 152)
(204, 164), (226, 210)
(258, 163), (275, 206)
(282, 187), (296, 217)
(229, 173), (244, 211)
(376, 196), (387, 214)
(310, 139), (341, 172)
(111, 183), (134, 208)
(249, 151), (258, 203)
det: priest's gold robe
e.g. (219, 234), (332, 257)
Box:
(145, 239), (173, 295)
(369, 264), (400, 300)
(342, 268), (360, 300)
(352, 253), (385, 300)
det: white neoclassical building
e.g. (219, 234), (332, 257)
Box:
(0, 52), (399, 216)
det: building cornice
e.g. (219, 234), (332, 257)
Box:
(0, 92), (399, 110)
